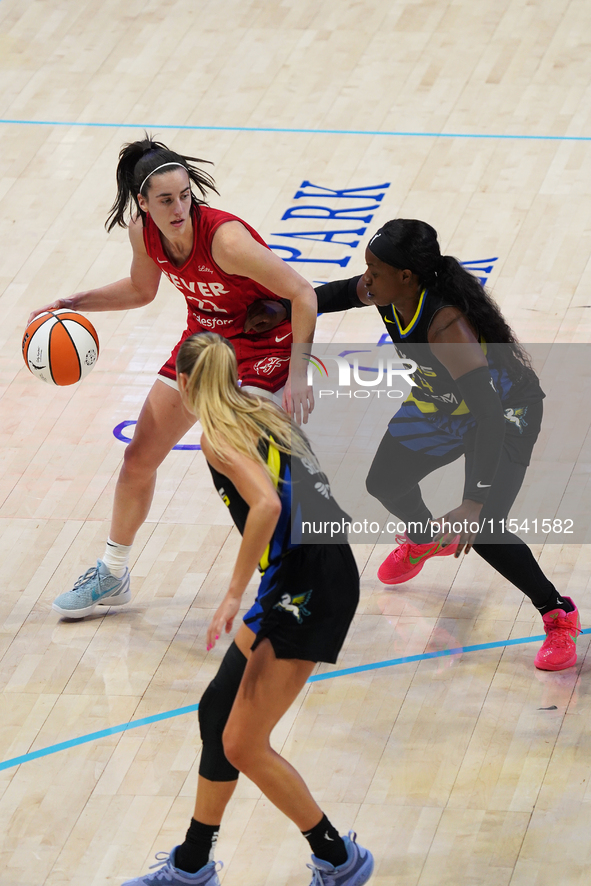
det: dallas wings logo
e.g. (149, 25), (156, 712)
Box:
(273, 590), (313, 623)
(504, 406), (528, 434)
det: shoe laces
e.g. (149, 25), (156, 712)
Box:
(72, 565), (99, 590)
(387, 535), (413, 563)
(143, 856), (224, 884)
(392, 535), (442, 564)
(306, 832), (357, 885)
(306, 863), (336, 886)
(144, 852), (175, 882)
(544, 621), (580, 646)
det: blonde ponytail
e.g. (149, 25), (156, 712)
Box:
(176, 333), (310, 476)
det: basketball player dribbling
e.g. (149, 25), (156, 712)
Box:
(27, 136), (317, 619)
(121, 332), (373, 886)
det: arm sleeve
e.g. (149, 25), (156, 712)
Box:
(279, 276), (365, 319)
(315, 276), (365, 313)
(455, 365), (505, 503)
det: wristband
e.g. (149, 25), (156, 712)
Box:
(315, 276), (365, 313)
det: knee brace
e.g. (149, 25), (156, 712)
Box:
(198, 641), (247, 782)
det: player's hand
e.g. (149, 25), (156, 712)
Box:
(244, 300), (288, 333)
(282, 370), (314, 425)
(206, 592), (242, 651)
(27, 298), (73, 327)
(431, 500), (484, 556)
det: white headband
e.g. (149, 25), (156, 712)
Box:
(139, 161), (186, 195)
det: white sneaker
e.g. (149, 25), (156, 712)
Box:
(52, 559), (131, 617)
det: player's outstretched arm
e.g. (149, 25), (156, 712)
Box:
(245, 273), (373, 333)
(244, 299), (288, 333)
(315, 275), (372, 312)
(27, 216), (161, 324)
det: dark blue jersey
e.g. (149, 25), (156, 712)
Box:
(315, 276), (544, 417)
(207, 436), (351, 569)
(376, 287), (544, 416)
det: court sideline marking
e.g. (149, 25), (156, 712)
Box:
(2, 115), (587, 769)
(1, 628), (588, 773)
(1, 119), (590, 141)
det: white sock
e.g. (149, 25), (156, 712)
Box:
(103, 538), (132, 578)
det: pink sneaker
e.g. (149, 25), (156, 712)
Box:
(377, 534), (459, 585)
(534, 600), (581, 671)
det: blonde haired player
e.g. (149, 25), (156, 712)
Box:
(121, 332), (372, 886)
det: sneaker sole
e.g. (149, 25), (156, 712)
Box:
(52, 588), (132, 618)
(98, 587), (132, 607)
(534, 652), (577, 671)
(377, 560), (425, 585)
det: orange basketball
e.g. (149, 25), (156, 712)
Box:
(22, 309), (100, 385)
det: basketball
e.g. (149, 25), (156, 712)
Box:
(22, 309), (100, 386)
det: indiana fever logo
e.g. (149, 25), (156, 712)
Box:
(253, 355), (290, 376)
(304, 352), (419, 399)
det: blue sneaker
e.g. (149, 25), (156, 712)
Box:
(52, 559), (131, 617)
(122, 848), (222, 885)
(307, 832), (373, 886)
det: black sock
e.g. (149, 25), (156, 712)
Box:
(174, 819), (220, 874)
(302, 814), (348, 867)
(536, 592), (574, 617)
(473, 541), (567, 611)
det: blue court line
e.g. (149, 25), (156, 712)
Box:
(113, 420), (201, 450)
(1, 118), (590, 142)
(0, 704), (200, 773)
(2, 628), (588, 773)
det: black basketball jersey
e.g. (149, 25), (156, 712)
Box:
(377, 287), (544, 415)
(207, 436), (351, 566)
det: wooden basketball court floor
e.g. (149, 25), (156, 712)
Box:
(2, 0), (591, 883)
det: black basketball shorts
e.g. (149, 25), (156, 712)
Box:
(247, 543), (359, 664)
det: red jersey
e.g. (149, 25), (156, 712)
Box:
(143, 205), (292, 392)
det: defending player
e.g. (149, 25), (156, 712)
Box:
(121, 332), (373, 886)
(27, 136), (317, 618)
(311, 219), (580, 672)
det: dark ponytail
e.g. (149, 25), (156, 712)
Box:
(105, 133), (219, 232)
(373, 219), (534, 379)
